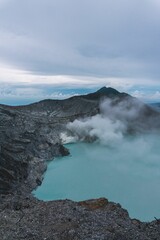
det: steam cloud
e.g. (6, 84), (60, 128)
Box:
(61, 98), (147, 146)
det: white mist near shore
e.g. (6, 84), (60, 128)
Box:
(34, 133), (160, 221)
(34, 98), (160, 221)
(64, 114), (124, 145)
(63, 98), (146, 145)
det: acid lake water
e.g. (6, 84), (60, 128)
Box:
(33, 134), (160, 222)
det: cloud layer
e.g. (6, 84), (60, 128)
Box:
(0, 0), (160, 103)
(0, 0), (160, 79)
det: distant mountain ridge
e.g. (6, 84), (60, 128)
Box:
(71, 86), (129, 101)
(0, 87), (129, 115)
(150, 102), (160, 112)
(83, 87), (121, 99)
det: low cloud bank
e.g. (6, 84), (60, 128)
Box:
(61, 98), (149, 146)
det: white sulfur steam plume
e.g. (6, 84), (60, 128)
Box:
(60, 97), (158, 146)
(66, 114), (125, 145)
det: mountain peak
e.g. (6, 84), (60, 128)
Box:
(96, 87), (120, 95)
(82, 87), (121, 100)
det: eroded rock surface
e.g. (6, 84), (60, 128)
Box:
(1, 196), (160, 240)
(0, 94), (99, 194)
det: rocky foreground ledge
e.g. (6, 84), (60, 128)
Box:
(1, 195), (160, 240)
(1, 87), (160, 239)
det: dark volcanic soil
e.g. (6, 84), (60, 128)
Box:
(1, 195), (160, 240)
(1, 87), (160, 240)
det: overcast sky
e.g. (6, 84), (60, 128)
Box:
(0, 0), (160, 104)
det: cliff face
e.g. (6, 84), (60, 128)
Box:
(0, 95), (99, 194)
(0, 87), (160, 194)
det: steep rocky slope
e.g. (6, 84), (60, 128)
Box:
(0, 93), (99, 194)
(0, 87), (160, 239)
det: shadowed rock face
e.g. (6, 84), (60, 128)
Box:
(0, 93), (98, 194)
(0, 87), (160, 239)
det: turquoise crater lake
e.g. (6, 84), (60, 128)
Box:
(33, 135), (160, 222)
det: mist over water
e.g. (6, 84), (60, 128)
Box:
(65, 98), (159, 145)
(34, 134), (160, 222)
(33, 98), (160, 222)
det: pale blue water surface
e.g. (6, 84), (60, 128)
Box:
(33, 135), (160, 222)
